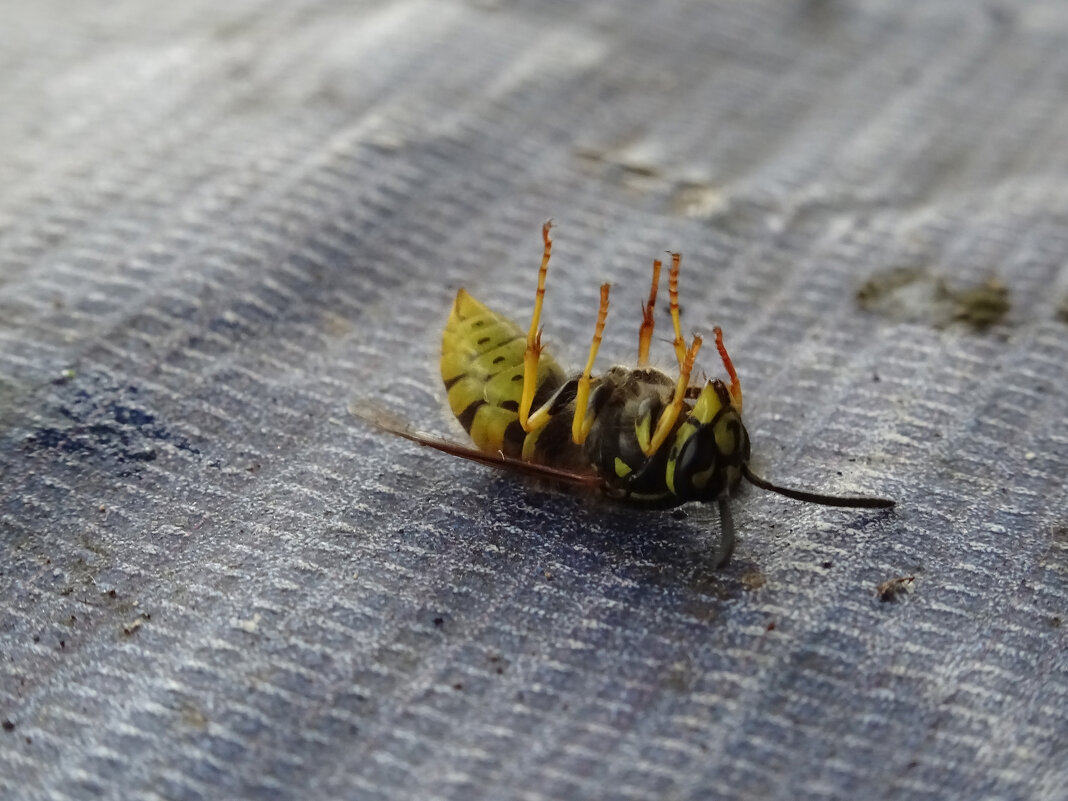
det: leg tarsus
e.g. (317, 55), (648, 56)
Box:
(572, 283), (611, 445)
(637, 259), (663, 367)
(667, 253), (687, 368)
(520, 222), (553, 432)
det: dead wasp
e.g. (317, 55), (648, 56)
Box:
(353, 222), (894, 566)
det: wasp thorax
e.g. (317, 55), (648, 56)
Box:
(577, 369), (748, 506)
(577, 367), (669, 495)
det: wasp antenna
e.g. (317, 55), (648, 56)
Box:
(741, 464), (894, 509)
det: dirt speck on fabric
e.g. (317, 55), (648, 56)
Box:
(856, 267), (926, 310)
(741, 571), (766, 591)
(876, 575), (915, 602)
(857, 268), (1011, 331)
(1056, 296), (1068, 325)
(937, 276), (1010, 330)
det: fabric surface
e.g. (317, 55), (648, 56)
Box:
(1, 2), (1065, 799)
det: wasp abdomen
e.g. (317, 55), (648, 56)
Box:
(441, 289), (566, 457)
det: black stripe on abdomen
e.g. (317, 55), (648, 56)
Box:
(457, 400), (486, 432)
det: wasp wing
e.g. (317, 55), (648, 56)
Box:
(349, 401), (605, 491)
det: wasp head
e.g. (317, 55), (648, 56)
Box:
(665, 379), (750, 503)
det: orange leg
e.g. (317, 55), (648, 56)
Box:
(572, 283), (611, 445)
(637, 259), (663, 367)
(713, 326), (743, 413)
(519, 221), (553, 432)
(667, 253), (687, 368)
(643, 333), (703, 457)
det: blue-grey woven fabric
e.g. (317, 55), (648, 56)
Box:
(1, 2), (1065, 800)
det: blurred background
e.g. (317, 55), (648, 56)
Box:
(1, 2), (1065, 799)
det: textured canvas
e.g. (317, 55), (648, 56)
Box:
(1, 2), (1065, 799)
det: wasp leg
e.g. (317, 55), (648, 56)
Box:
(667, 252), (688, 369)
(642, 333), (702, 456)
(637, 258), (663, 367)
(571, 283), (612, 445)
(519, 221), (555, 433)
(713, 326), (743, 413)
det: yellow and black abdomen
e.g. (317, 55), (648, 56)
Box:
(441, 289), (566, 458)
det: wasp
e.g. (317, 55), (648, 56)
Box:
(354, 222), (894, 566)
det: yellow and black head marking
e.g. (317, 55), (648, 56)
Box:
(353, 222), (894, 567)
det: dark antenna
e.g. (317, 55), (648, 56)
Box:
(742, 464), (895, 509)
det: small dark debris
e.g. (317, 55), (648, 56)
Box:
(1050, 616), (1062, 628)
(123, 612), (151, 635)
(111, 405), (155, 427)
(433, 617), (444, 628)
(620, 161), (659, 178)
(452, 682), (463, 691)
(2, 720), (14, 732)
(766, 621), (776, 632)
(877, 575), (915, 602)
(822, 561), (833, 569)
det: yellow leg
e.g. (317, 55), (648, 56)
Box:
(667, 253), (687, 368)
(571, 283), (611, 445)
(519, 221), (553, 432)
(713, 326), (743, 413)
(637, 258), (662, 367)
(643, 334), (702, 457)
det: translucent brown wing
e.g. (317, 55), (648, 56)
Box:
(349, 401), (605, 491)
